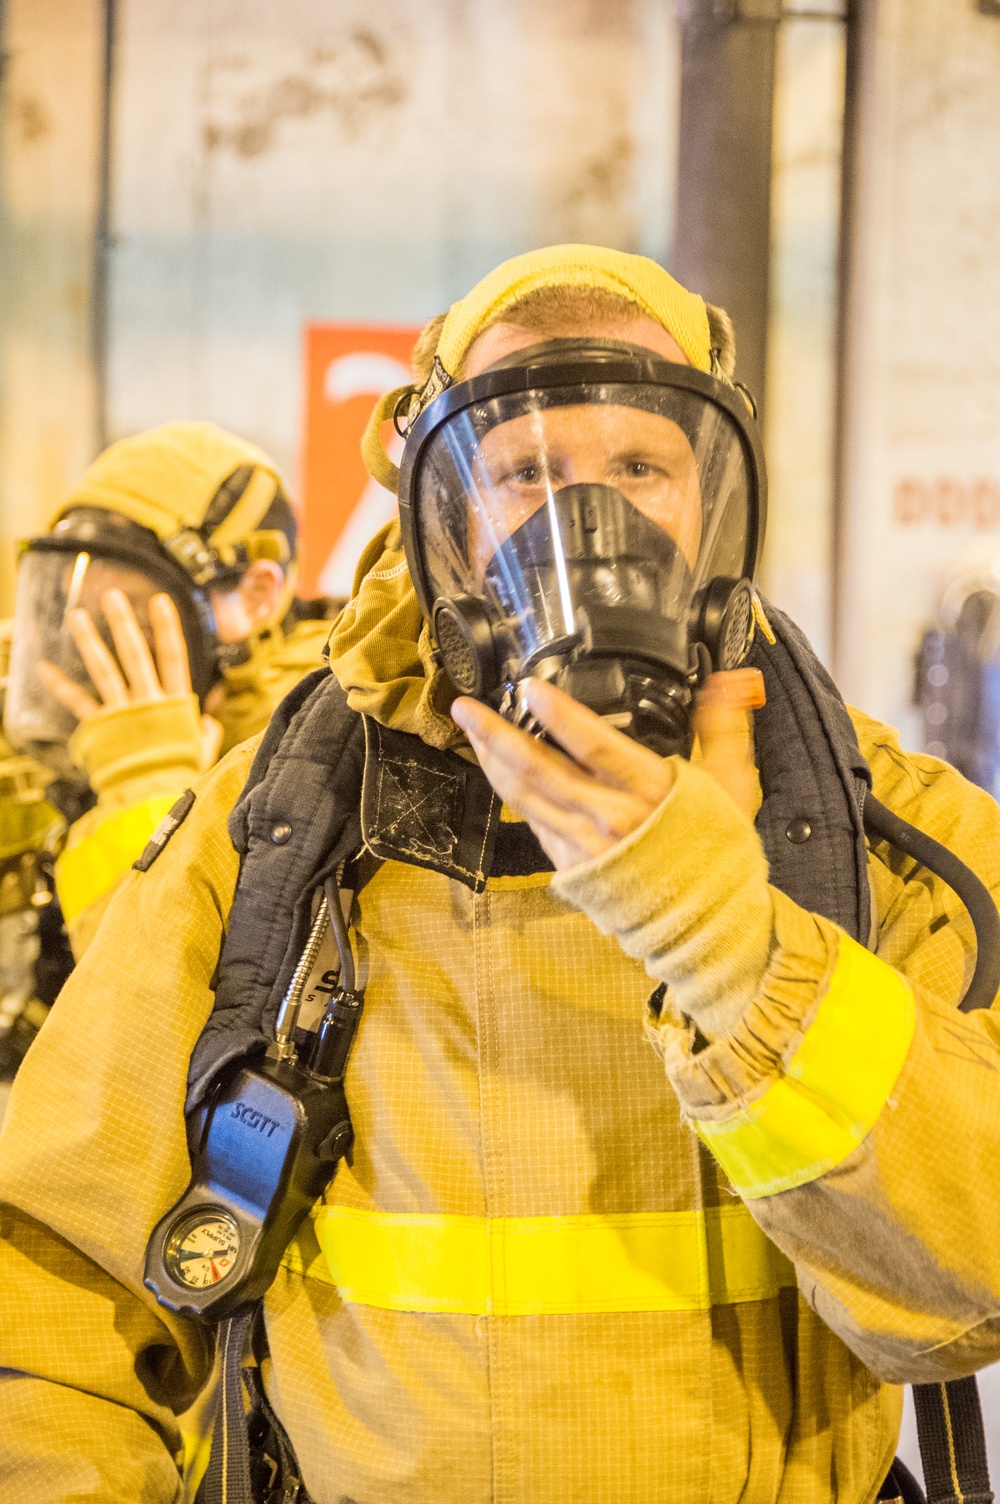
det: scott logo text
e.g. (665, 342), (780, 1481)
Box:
(231, 1101), (281, 1137)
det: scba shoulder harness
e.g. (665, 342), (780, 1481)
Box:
(179, 601), (991, 1504)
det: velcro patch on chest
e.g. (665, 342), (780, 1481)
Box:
(132, 788), (196, 872)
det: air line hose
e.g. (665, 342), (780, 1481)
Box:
(323, 872), (356, 995)
(863, 791), (1000, 1014)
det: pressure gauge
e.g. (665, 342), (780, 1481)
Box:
(163, 1208), (241, 1291)
(145, 1058), (358, 1321)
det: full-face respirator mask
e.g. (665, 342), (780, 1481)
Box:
(398, 339), (767, 757)
(2, 508), (224, 787)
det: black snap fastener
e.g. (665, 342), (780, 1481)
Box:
(786, 818), (812, 844)
(271, 821), (292, 845)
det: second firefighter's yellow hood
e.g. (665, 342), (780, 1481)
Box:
(52, 420), (285, 544)
(48, 419), (300, 636)
(325, 521), (463, 750)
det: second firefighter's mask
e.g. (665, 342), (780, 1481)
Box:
(399, 339), (767, 757)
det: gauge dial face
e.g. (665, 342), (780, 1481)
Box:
(164, 1210), (241, 1290)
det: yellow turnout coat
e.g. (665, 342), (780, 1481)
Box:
(2, 550), (1000, 1503)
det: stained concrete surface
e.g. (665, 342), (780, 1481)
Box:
(837, 0), (1000, 741)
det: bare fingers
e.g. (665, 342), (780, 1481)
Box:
(66, 608), (129, 708)
(101, 588), (163, 700)
(37, 659), (101, 722)
(451, 696), (582, 817)
(199, 714), (224, 771)
(451, 694), (669, 868)
(520, 679), (675, 801)
(57, 590), (187, 716)
(150, 593), (193, 697)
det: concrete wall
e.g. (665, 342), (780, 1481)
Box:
(105, 0), (680, 491)
(1, 0), (849, 646)
(0, 0), (851, 642)
(0, 0), (104, 614)
(838, 0), (1000, 745)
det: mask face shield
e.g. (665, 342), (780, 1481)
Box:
(3, 528), (219, 767)
(399, 342), (766, 755)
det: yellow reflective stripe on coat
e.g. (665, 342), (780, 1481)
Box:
(54, 793), (180, 923)
(695, 934), (916, 1200)
(280, 1202), (795, 1315)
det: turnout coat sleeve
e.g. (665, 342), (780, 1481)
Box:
(0, 736), (258, 1501)
(554, 707), (1000, 1387)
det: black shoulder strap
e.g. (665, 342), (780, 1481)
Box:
(913, 1378), (994, 1504)
(750, 597), (872, 943)
(199, 1311), (315, 1504)
(187, 670), (366, 1110)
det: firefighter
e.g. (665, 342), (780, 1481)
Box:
(1, 421), (339, 961)
(1, 247), (998, 1504)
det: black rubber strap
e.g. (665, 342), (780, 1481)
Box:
(914, 1378), (994, 1504)
(879, 1456), (927, 1503)
(198, 1310), (257, 1504)
(200, 466), (255, 538)
(863, 792), (1000, 1013)
(196, 1304), (314, 1504)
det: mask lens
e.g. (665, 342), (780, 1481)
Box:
(3, 548), (166, 757)
(414, 383), (752, 691)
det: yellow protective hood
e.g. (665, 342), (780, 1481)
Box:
(52, 421), (285, 544)
(325, 521), (463, 750)
(434, 243), (712, 379)
(216, 614), (333, 754)
(49, 419), (298, 634)
(362, 243), (713, 492)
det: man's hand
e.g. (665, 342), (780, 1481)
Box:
(450, 679), (676, 871)
(38, 589), (223, 770)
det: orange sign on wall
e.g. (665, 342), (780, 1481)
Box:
(299, 323), (420, 600)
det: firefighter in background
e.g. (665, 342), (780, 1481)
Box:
(916, 571), (1000, 800)
(2, 421), (339, 972)
(0, 727), (69, 1080)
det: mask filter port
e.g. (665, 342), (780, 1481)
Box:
(432, 596), (501, 698)
(693, 577), (754, 672)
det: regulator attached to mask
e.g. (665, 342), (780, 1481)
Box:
(398, 339), (767, 757)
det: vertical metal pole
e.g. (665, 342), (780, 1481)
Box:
(831, 0), (865, 678)
(92, 0), (116, 453)
(672, 0), (781, 413)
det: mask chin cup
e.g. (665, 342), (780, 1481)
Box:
(692, 576), (754, 672)
(432, 595), (501, 698)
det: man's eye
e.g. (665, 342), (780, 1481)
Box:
(624, 460), (654, 480)
(508, 464), (543, 486)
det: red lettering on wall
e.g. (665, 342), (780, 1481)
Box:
(893, 476), (1000, 530)
(971, 478), (1000, 530)
(893, 478), (928, 524)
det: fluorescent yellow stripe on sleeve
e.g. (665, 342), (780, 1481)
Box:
(694, 935), (915, 1200)
(54, 792), (181, 923)
(280, 1201), (795, 1315)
